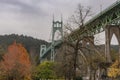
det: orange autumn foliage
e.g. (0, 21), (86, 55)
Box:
(0, 41), (31, 79)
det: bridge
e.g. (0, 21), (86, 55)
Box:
(40, 19), (63, 62)
(40, 0), (120, 62)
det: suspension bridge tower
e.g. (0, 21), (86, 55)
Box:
(51, 17), (63, 61)
(40, 16), (63, 62)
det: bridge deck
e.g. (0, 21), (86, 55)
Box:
(68, 0), (120, 41)
(41, 1), (120, 59)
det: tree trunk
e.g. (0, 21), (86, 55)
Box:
(73, 51), (77, 80)
(93, 70), (97, 80)
(97, 68), (102, 80)
(73, 40), (79, 80)
(88, 67), (92, 80)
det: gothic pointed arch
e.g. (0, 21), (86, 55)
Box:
(105, 25), (120, 62)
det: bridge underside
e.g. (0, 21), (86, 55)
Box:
(40, 1), (120, 63)
(68, 1), (120, 42)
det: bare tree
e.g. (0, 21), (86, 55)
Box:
(68, 3), (92, 80)
(59, 3), (93, 80)
(55, 3), (106, 80)
(55, 43), (74, 79)
(68, 4), (92, 29)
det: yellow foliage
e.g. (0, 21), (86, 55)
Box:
(24, 73), (32, 80)
(111, 60), (119, 68)
(107, 60), (120, 78)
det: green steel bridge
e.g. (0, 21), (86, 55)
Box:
(40, 40), (62, 60)
(68, 0), (120, 41)
(40, 0), (120, 62)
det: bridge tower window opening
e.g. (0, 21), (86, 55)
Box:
(50, 17), (63, 61)
(54, 30), (62, 41)
(52, 21), (63, 42)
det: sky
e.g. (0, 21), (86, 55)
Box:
(0, 0), (118, 44)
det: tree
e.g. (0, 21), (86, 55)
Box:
(0, 45), (6, 61)
(33, 61), (56, 80)
(70, 4), (92, 28)
(108, 60), (120, 79)
(0, 41), (31, 80)
(55, 44), (75, 79)
(62, 3), (92, 80)
(56, 3), (105, 80)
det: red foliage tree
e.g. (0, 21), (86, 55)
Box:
(0, 41), (31, 80)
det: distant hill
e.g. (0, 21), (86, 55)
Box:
(0, 34), (49, 63)
(96, 44), (119, 52)
(0, 34), (119, 64)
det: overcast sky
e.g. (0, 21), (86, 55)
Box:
(0, 0), (118, 44)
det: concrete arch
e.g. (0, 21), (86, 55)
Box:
(105, 25), (120, 62)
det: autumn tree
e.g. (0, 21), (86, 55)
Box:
(107, 60), (120, 79)
(0, 45), (6, 61)
(0, 41), (31, 80)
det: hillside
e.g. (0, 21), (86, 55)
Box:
(0, 34), (119, 64)
(0, 34), (49, 63)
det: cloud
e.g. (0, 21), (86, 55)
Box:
(0, 0), (47, 17)
(0, 0), (118, 42)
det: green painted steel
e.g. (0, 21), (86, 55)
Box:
(40, 45), (46, 59)
(40, 18), (63, 61)
(41, 40), (62, 59)
(41, 0), (120, 60)
(68, 0), (120, 41)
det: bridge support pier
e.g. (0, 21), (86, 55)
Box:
(105, 25), (120, 62)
